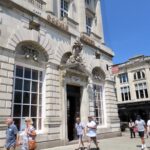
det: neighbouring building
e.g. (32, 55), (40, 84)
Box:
(113, 55), (150, 123)
(0, 0), (120, 149)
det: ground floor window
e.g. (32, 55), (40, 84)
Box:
(93, 84), (104, 125)
(12, 65), (43, 130)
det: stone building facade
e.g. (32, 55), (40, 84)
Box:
(0, 0), (120, 149)
(113, 55), (150, 123)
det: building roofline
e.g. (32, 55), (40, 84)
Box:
(112, 55), (150, 67)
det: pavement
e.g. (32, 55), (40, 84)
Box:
(42, 132), (150, 150)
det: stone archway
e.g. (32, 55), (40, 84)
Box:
(7, 29), (54, 61)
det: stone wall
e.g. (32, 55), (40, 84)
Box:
(0, 47), (15, 147)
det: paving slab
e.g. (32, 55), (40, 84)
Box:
(42, 132), (150, 150)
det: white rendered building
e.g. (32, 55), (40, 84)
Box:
(113, 55), (150, 123)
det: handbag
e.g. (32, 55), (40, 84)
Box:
(133, 127), (138, 133)
(28, 140), (37, 150)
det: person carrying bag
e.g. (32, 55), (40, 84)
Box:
(19, 117), (37, 150)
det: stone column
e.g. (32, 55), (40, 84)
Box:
(60, 78), (68, 144)
(95, 0), (104, 42)
(80, 85), (89, 123)
(105, 79), (121, 132)
(78, 0), (86, 33)
(45, 0), (54, 14)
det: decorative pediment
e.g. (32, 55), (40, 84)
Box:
(60, 39), (90, 76)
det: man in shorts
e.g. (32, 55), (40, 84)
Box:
(5, 117), (18, 150)
(75, 117), (85, 150)
(135, 115), (146, 150)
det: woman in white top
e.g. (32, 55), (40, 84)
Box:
(18, 118), (36, 150)
(147, 118), (150, 138)
(86, 116), (99, 150)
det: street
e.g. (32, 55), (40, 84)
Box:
(43, 132), (150, 150)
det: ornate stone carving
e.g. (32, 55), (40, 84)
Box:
(67, 40), (83, 64)
(47, 14), (68, 31)
(22, 45), (39, 61)
(80, 33), (95, 46)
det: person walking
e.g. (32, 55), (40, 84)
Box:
(147, 118), (150, 138)
(18, 117), (36, 150)
(75, 117), (85, 150)
(86, 116), (99, 150)
(4, 117), (18, 150)
(135, 115), (147, 150)
(129, 119), (136, 138)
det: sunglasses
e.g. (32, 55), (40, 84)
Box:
(25, 120), (30, 122)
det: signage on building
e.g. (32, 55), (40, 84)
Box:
(47, 15), (68, 32)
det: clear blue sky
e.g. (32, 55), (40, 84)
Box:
(101, 0), (150, 64)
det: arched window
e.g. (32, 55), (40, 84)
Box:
(12, 42), (48, 131)
(134, 71), (145, 80)
(89, 67), (106, 125)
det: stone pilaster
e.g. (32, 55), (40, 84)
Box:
(0, 47), (15, 148)
(94, 0), (104, 42)
(78, 0), (86, 33)
(105, 79), (120, 132)
(45, 0), (54, 14)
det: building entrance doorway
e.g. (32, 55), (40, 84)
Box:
(67, 85), (81, 141)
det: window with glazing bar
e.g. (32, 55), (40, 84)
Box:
(93, 84), (104, 125)
(61, 0), (69, 17)
(12, 65), (43, 130)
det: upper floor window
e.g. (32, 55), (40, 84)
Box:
(85, 0), (91, 5)
(95, 51), (101, 59)
(119, 73), (128, 83)
(86, 16), (92, 35)
(135, 82), (148, 99)
(121, 86), (131, 101)
(134, 71), (145, 80)
(61, 0), (69, 17)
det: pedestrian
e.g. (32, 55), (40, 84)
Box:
(4, 117), (18, 150)
(18, 117), (36, 150)
(128, 119), (136, 138)
(86, 116), (99, 150)
(135, 115), (147, 150)
(147, 118), (150, 138)
(75, 117), (85, 150)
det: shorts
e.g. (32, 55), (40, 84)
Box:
(138, 131), (144, 138)
(77, 135), (83, 140)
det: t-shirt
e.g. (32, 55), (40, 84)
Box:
(86, 121), (97, 137)
(75, 122), (85, 135)
(5, 124), (18, 148)
(135, 119), (145, 132)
